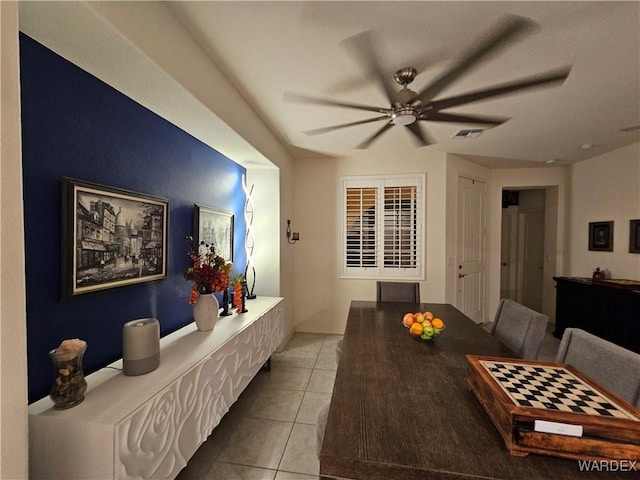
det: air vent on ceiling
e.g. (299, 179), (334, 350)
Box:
(452, 128), (484, 139)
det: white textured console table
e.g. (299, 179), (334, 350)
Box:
(29, 296), (284, 480)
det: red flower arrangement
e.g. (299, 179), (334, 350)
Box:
(184, 236), (232, 304)
(231, 273), (246, 311)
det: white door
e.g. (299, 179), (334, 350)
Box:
(500, 206), (518, 300)
(518, 210), (545, 312)
(456, 177), (486, 323)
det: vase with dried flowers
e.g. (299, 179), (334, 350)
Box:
(184, 236), (232, 331)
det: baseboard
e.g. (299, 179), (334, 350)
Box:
(276, 328), (295, 352)
(294, 326), (345, 336)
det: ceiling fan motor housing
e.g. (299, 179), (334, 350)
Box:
(394, 67), (418, 86)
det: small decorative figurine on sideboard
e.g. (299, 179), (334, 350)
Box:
(592, 266), (606, 280)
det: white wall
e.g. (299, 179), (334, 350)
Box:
(294, 149), (449, 334)
(293, 150), (571, 333)
(245, 169), (280, 298)
(244, 167), (299, 346)
(518, 190), (545, 209)
(567, 142), (640, 278)
(0, 1), (29, 477)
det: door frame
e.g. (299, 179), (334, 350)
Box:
(497, 187), (558, 320)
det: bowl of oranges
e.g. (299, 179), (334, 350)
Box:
(402, 311), (445, 342)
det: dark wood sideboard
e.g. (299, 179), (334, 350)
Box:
(553, 276), (640, 354)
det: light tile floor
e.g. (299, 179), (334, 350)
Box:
(537, 322), (562, 362)
(176, 327), (561, 480)
(176, 333), (341, 480)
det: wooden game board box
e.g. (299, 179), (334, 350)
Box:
(466, 355), (640, 461)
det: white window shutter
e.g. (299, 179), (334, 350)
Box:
(341, 174), (424, 279)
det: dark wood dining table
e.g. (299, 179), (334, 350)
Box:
(320, 301), (634, 480)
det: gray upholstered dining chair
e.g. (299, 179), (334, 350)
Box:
(488, 299), (548, 360)
(555, 328), (640, 408)
(376, 281), (420, 303)
(316, 403), (330, 457)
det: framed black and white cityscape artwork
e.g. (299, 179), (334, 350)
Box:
(62, 177), (168, 299)
(194, 204), (234, 262)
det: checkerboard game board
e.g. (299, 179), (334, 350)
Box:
(479, 359), (638, 420)
(466, 355), (640, 461)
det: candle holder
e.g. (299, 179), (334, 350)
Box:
(220, 288), (232, 316)
(237, 281), (248, 313)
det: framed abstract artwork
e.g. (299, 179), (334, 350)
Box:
(62, 177), (168, 299)
(588, 221), (613, 252)
(630, 219), (640, 254)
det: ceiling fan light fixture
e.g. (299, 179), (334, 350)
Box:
(391, 108), (417, 126)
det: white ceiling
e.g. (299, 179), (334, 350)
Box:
(164, 1), (640, 168)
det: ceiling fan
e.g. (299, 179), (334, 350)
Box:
(285, 15), (571, 149)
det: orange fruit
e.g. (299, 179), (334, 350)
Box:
(432, 318), (445, 329)
(409, 322), (424, 337)
(402, 313), (415, 327)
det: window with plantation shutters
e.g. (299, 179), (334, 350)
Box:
(341, 174), (424, 279)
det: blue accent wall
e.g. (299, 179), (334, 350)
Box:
(20, 34), (247, 403)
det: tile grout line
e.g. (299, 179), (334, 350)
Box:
(180, 333), (334, 479)
(276, 334), (327, 475)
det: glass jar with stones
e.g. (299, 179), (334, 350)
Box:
(49, 339), (88, 409)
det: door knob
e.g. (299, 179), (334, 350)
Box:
(458, 273), (466, 279)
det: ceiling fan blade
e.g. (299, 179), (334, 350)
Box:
(413, 14), (536, 104)
(405, 122), (433, 146)
(423, 111), (508, 125)
(356, 121), (394, 149)
(304, 115), (390, 136)
(428, 67), (572, 111)
(284, 92), (391, 114)
(343, 31), (400, 106)
(326, 46), (451, 95)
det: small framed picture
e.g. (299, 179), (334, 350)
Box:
(194, 204), (234, 262)
(62, 177), (168, 299)
(630, 219), (640, 254)
(588, 221), (613, 252)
